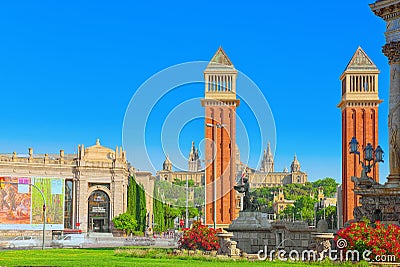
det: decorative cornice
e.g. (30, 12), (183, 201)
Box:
(201, 99), (240, 107)
(337, 99), (383, 109)
(370, 1), (400, 21)
(383, 41), (400, 63)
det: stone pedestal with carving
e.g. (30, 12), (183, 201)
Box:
(311, 220), (334, 260)
(353, 184), (400, 223)
(217, 231), (241, 258)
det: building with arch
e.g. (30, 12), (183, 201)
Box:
(0, 139), (129, 234)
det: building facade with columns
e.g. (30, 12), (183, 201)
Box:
(0, 139), (129, 234)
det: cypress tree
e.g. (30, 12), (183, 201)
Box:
(138, 184), (147, 232)
(152, 185), (167, 233)
(127, 175), (137, 220)
(126, 175), (147, 233)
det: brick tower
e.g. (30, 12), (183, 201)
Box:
(202, 47), (239, 228)
(338, 47), (382, 223)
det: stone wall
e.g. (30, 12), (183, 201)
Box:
(229, 212), (316, 254)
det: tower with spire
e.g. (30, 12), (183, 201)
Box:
(240, 147), (307, 189)
(163, 155), (172, 171)
(202, 47), (239, 227)
(260, 142), (274, 173)
(338, 46), (382, 223)
(188, 141), (201, 172)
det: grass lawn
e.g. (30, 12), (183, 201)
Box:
(0, 248), (364, 267)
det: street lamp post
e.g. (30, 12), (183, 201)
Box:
(206, 122), (225, 229)
(349, 137), (384, 181)
(195, 204), (202, 221)
(185, 174), (189, 228)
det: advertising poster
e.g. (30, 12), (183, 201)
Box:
(0, 177), (31, 225)
(32, 178), (64, 228)
(0, 177), (64, 230)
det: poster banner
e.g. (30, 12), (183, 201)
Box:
(32, 178), (64, 228)
(0, 177), (31, 225)
(0, 177), (64, 230)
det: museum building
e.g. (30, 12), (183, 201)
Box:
(0, 139), (129, 234)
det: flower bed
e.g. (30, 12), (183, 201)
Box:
(178, 220), (220, 251)
(337, 221), (400, 262)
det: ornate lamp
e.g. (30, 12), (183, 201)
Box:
(375, 146), (384, 163)
(349, 137), (384, 185)
(349, 137), (359, 154)
(364, 143), (374, 161)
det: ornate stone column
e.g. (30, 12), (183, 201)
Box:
(370, 0), (400, 187)
(383, 42), (400, 185)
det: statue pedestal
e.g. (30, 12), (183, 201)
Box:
(229, 211), (272, 231)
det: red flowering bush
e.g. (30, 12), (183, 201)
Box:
(178, 220), (220, 251)
(336, 221), (400, 261)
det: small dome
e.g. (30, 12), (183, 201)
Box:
(290, 154), (301, 172)
(84, 138), (115, 161)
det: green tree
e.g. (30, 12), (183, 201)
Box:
(165, 205), (180, 229)
(126, 175), (147, 233)
(178, 206), (199, 220)
(312, 178), (338, 197)
(294, 196), (318, 224)
(112, 213), (138, 235)
(280, 204), (295, 219)
(316, 205), (337, 229)
(172, 178), (195, 187)
(127, 176), (137, 218)
(137, 183), (147, 232)
(153, 197), (165, 232)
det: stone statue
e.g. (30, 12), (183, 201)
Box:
(389, 103), (400, 173)
(234, 174), (260, 211)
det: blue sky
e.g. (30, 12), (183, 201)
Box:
(0, 1), (390, 182)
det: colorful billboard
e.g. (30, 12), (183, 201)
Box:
(0, 177), (31, 225)
(32, 178), (64, 225)
(0, 177), (64, 230)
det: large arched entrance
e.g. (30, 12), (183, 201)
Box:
(88, 190), (110, 232)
